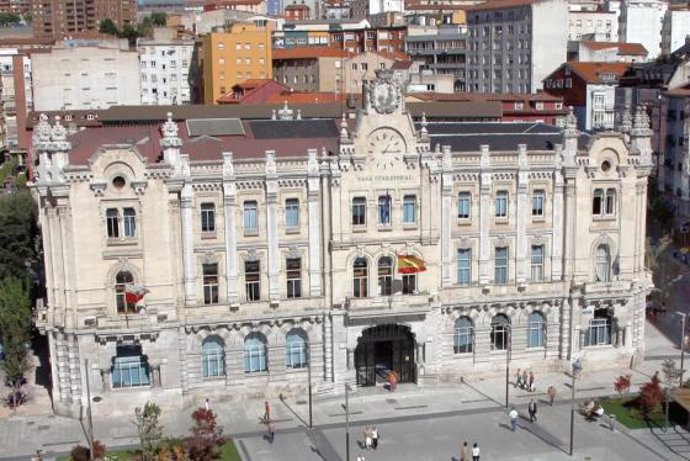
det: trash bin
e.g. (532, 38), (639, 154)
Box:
(609, 413), (616, 431)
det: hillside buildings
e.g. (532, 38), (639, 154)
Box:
(31, 0), (136, 41)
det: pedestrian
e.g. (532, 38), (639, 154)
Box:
(521, 370), (528, 390)
(515, 368), (522, 388)
(460, 441), (470, 461)
(509, 407), (519, 431)
(372, 425), (379, 450)
(364, 426), (373, 450)
(472, 442), (480, 461)
(267, 419), (276, 443)
(528, 398), (538, 423)
(528, 371), (535, 392)
(388, 370), (398, 392)
(31, 450), (43, 461)
(205, 398), (210, 411)
(263, 400), (271, 424)
(356, 456), (366, 461)
(547, 385), (557, 406)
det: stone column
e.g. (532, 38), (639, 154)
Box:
(222, 153), (238, 303)
(441, 145), (454, 287)
(307, 150), (323, 296)
(265, 152), (281, 301)
(181, 183), (196, 305)
(479, 145), (492, 285)
(57, 204), (74, 309)
(562, 171), (578, 280)
(551, 162), (565, 280)
(67, 334), (82, 403)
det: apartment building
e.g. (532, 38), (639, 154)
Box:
(661, 6), (690, 57)
(568, 9), (618, 41)
(405, 25), (467, 91)
(619, 0), (667, 60)
(0, 49), (32, 157)
(31, 0), (136, 41)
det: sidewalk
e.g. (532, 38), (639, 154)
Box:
(0, 322), (683, 460)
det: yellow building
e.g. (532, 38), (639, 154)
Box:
(202, 20), (273, 104)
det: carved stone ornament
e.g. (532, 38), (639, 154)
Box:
(368, 69), (401, 114)
(245, 248), (258, 262)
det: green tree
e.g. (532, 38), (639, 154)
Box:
(0, 277), (31, 407)
(134, 401), (163, 461)
(0, 12), (21, 26)
(99, 18), (119, 36)
(0, 190), (37, 281)
(149, 12), (167, 26)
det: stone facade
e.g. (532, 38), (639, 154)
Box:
(33, 70), (653, 417)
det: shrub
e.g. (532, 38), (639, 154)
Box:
(637, 373), (664, 417)
(186, 408), (224, 461)
(70, 445), (90, 461)
(614, 374), (632, 395)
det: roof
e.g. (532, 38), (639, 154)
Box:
(410, 92), (563, 103)
(560, 62), (631, 84)
(465, 0), (539, 12)
(582, 41), (648, 56)
(391, 60), (413, 70)
(273, 46), (354, 60)
(285, 2), (310, 9)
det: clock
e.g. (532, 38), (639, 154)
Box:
(366, 128), (406, 155)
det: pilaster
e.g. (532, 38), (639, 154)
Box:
(222, 152), (239, 304)
(479, 145), (492, 285)
(265, 151), (281, 302)
(181, 182), (196, 305)
(307, 149), (323, 296)
(516, 145), (528, 284)
(441, 145), (453, 287)
(551, 149), (565, 280)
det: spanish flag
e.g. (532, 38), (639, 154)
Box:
(397, 254), (427, 274)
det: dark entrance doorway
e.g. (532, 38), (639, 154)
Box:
(354, 324), (416, 387)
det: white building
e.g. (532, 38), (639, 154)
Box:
(568, 10), (619, 41)
(138, 29), (195, 106)
(619, 0), (667, 60)
(661, 7), (690, 56)
(0, 48), (33, 155)
(368, 0), (404, 15)
(32, 71), (653, 418)
(31, 40), (141, 111)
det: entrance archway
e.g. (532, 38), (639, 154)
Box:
(354, 324), (416, 387)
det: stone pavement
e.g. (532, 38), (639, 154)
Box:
(0, 322), (686, 461)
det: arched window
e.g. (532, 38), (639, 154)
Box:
(244, 333), (268, 373)
(353, 257), (368, 298)
(526, 311), (546, 348)
(490, 314), (511, 351)
(594, 244), (610, 282)
(115, 271), (134, 313)
(286, 329), (308, 369)
(378, 257), (393, 296)
(201, 336), (226, 378)
(586, 309), (612, 346)
(453, 317), (474, 354)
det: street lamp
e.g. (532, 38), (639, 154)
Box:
(675, 312), (687, 387)
(345, 382), (351, 461)
(505, 325), (512, 408)
(307, 342), (313, 429)
(569, 358), (581, 457)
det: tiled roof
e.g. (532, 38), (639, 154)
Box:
(411, 92), (563, 103)
(582, 41), (648, 56)
(273, 46), (354, 60)
(391, 60), (413, 70)
(564, 62), (631, 84)
(465, 0), (540, 12)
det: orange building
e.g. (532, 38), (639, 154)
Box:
(201, 20), (272, 105)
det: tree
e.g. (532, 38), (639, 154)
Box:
(614, 374), (632, 395)
(99, 18), (119, 36)
(649, 197), (675, 229)
(186, 408), (224, 461)
(0, 190), (37, 281)
(149, 12), (167, 26)
(0, 277), (31, 408)
(0, 12), (21, 26)
(134, 401), (163, 461)
(637, 372), (664, 417)
(662, 359), (681, 385)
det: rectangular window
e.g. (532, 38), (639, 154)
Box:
(123, 208), (136, 237)
(106, 208), (120, 238)
(494, 247), (508, 284)
(245, 260), (260, 301)
(532, 190), (544, 217)
(285, 198), (300, 230)
(458, 192), (471, 219)
(403, 195), (416, 224)
(203, 263), (219, 304)
(495, 191), (508, 218)
(244, 201), (258, 232)
(457, 248), (471, 286)
(111, 346), (150, 389)
(586, 318), (611, 346)
(201, 203), (215, 233)
(352, 197), (366, 226)
(592, 189), (603, 215)
(286, 258), (302, 298)
(531, 245), (544, 282)
(605, 188), (616, 215)
(402, 274), (416, 294)
(378, 195), (391, 224)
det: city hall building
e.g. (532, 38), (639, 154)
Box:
(33, 70), (653, 417)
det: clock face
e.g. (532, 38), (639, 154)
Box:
(366, 128), (406, 155)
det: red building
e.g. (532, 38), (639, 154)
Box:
(284, 1), (309, 20)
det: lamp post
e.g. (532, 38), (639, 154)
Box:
(345, 382), (351, 461)
(676, 312), (687, 387)
(569, 358), (581, 457)
(307, 343), (313, 429)
(505, 325), (512, 408)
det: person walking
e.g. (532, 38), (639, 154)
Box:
(372, 425), (379, 450)
(528, 398), (538, 423)
(528, 371), (535, 392)
(515, 368), (522, 388)
(460, 441), (471, 461)
(521, 370), (528, 390)
(364, 426), (373, 450)
(547, 385), (557, 406)
(509, 407), (519, 431)
(263, 400), (271, 424)
(205, 398), (210, 411)
(471, 442), (480, 461)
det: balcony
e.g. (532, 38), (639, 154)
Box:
(342, 292), (433, 322)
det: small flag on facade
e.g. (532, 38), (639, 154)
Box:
(397, 254), (427, 274)
(125, 284), (150, 305)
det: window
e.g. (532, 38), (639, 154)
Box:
(352, 197), (366, 226)
(526, 311), (545, 348)
(378, 195), (391, 224)
(286, 258), (302, 298)
(352, 63), (358, 70)
(203, 263), (219, 304)
(285, 329), (308, 368)
(594, 244), (610, 282)
(115, 271), (134, 313)
(453, 317), (474, 353)
(245, 260), (260, 301)
(458, 192), (471, 219)
(112, 345), (150, 388)
(403, 195), (416, 224)
(106, 208), (120, 238)
(378, 256), (393, 296)
(592, 189), (603, 215)
(531, 245), (544, 282)
(285, 198), (300, 230)
(605, 188), (616, 215)
(532, 190), (544, 217)
(457, 248), (471, 286)
(244, 201), (258, 232)
(402, 274), (416, 294)
(586, 309), (611, 346)
(495, 191), (508, 218)
(201, 336), (225, 378)
(494, 247), (508, 284)
(201, 203), (215, 233)
(353, 257), (368, 298)
(490, 314), (510, 351)
(244, 334), (267, 373)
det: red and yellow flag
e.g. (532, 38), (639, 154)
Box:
(397, 254), (427, 274)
